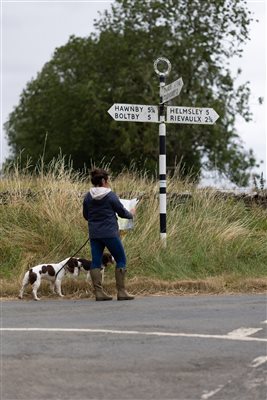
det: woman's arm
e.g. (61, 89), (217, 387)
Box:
(110, 193), (133, 219)
(82, 196), (89, 221)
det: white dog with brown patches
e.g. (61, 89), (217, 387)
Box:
(18, 257), (84, 301)
(18, 254), (114, 301)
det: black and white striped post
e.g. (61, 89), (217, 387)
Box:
(154, 57), (172, 247)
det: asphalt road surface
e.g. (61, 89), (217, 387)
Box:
(1, 294), (267, 400)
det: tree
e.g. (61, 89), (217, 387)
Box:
(4, 0), (259, 185)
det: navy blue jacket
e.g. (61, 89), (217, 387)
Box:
(83, 191), (133, 239)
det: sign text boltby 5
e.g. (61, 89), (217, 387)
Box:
(108, 57), (219, 246)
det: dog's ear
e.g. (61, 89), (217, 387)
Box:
(77, 258), (92, 271)
(102, 253), (114, 266)
(66, 257), (78, 273)
(102, 253), (108, 266)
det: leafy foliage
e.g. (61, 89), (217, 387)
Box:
(4, 0), (259, 185)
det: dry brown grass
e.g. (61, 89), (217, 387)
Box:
(2, 274), (266, 301)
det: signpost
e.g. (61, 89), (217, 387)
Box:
(155, 58), (170, 245)
(166, 106), (219, 124)
(107, 57), (219, 246)
(108, 104), (158, 123)
(160, 77), (183, 103)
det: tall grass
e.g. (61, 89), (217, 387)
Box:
(1, 157), (267, 297)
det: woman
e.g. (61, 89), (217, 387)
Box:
(83, 168), (135, 301)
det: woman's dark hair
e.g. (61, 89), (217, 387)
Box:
(91, 168), (109, 186)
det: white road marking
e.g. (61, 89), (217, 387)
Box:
(261, 320), (267, 324)
(201, 354), (267, 399)
(201, 385), (224, 399)
(227, 327), (262, 337)
(1, 328), (267, 342)
(249, 356), (267, 368)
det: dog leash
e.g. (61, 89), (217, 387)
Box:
(55, 237), (90, 278)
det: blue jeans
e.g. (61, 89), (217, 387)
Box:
(90, 237), (127, 269)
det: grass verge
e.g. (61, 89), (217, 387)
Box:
(1, 157), (267, 298)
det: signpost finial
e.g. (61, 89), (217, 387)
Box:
(154, 57), (171, 77)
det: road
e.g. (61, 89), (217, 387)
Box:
(1, 294), (267, 400)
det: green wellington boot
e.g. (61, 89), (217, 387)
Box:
(115, 268), (135, 301)
(90, 268), (113, 301)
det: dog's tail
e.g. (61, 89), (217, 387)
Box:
(28, 269), (37, 285)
